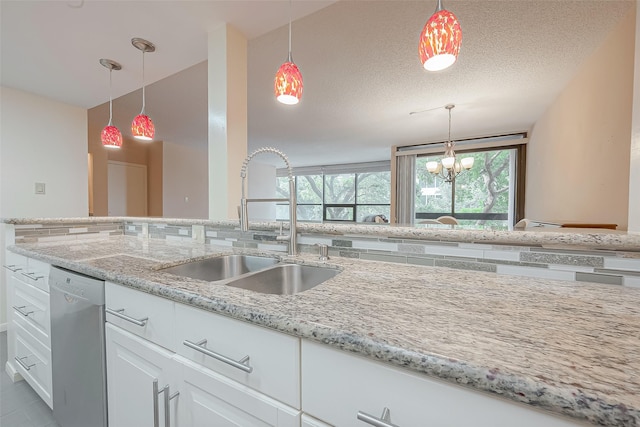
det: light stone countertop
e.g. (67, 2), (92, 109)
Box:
(7, 235), (640, 426)
(4, 216), (640, 251)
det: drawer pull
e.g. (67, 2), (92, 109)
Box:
(183, 339), (253, 373)
(357, 407), (399, 427)
(15, 356), (36, 371)
(3, 264), (23, 272)
(13, 305), (34, 317)
(21, 271), (44, 281)
(106, 308), (148, 326)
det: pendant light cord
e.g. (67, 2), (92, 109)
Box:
(108, 69), (114, 126)
(140, 51), (146, 115)
(448, 106), (452, 143)
(287, 0), (293, 62)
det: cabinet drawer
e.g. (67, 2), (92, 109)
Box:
(302, 340), (585, 427)
(14, 322), (52, 408)
(105, 282), (175, 351)
(179, 355), (301, 427)
(13, 278), (51, 346)
(19, 257), (50, 293)
(175, 303), (300, 408)
(3, 252), (27, 273)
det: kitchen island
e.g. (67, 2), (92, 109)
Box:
(3, 217), (640, 426)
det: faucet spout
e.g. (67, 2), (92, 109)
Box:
(240, 147), (297, 256)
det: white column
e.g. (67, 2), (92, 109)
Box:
(629, 0), (640, 233)
(208, 24), (248, 220)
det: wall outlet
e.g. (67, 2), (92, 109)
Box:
(35, 182), (46, 195)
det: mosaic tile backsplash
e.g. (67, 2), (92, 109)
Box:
(10, 219), (640, 288)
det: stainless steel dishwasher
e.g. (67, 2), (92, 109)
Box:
(49, 266), (107, 427)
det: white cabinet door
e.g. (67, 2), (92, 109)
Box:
(177, 356), (300, 427)
(106, 324), (178, 427)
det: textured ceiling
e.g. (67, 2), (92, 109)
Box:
(1, 1), (635, 167)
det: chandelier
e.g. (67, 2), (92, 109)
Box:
(426, 104), (473, 182)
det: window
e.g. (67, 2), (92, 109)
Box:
(415, 146), (521, 229)
(276, 163), (390, 223)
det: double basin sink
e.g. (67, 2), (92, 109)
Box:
(161, 254), (339, 295)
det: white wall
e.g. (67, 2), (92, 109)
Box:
(629, 0), (640, 233)
(526, 8), (635, 230)
(0, 86), (88, 329)
(163, 141), (208, 219)
(1, 87), (88, 218)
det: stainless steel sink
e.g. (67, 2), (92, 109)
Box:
(226, 263), (339, 295)
(161, 255), (279, 282)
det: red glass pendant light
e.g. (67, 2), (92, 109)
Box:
(418, 0), (462, 72)
(99, 59), (123, 149)
(274, 0), (303, 105)
(131, 38), (156, 141)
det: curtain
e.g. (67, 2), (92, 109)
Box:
(396, 154), (416, 225)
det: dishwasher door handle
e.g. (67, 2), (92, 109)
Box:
(106, 308), (148, 326)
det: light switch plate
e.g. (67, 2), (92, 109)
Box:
(35, 182), (46, 195)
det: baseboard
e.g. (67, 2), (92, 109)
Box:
(0, 322), (7, 333)
(5, 359), (24, 383)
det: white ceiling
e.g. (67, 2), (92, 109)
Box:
(1, 0), (634, 167)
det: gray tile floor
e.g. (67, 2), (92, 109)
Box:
(0, 331), (59, 427)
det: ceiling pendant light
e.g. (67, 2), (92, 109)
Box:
(274, 0), (303, 105)
(99, 58), (123, 149)
(418, 0), (462, 72)
(131, 37), (156, 141)
(426, 105), (474, 182)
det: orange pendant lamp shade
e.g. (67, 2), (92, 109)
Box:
(418, 2), (462, 72)
(131, 114), (155, 141)
(101, 125), (123, 148)
(99, 59), (123, 149)
(131, 38), (156, 141)
(274, 60), (303, 105)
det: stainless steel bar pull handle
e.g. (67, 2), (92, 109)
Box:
(183, 339), (253, 373)
(162, 384), (180, 427)
(21, 271), (44, 280)
(357, 407), (400, 427)
(3, 264), (23, 272)
(13, 305), (34, 317)
(152, 379), (164, 427)
(15, 356), (36, 371)
(106, 308), (148, 326)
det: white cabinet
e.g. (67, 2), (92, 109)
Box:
(105, 281), (176, 351)
(3, 253), (53, 408)
(106, 323), (178, 427)
(105, 285), (302, 427)
(301, 340), (586, 427)
(178, 355), (300, 427)
(175, 303), (300, 408)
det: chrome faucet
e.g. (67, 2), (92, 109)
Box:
(240, 147), (297, 256)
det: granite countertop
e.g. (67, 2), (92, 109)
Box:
(4, 216), (640, 251)
(8, 235), (640, 426)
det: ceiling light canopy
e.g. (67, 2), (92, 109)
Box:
(418, 0), (462, 72)
(274, 0), (303, 105)
(99, 58), (122, 149)
(131, 37), (156, 141)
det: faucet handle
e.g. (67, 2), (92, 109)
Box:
(315, 244), (329, 261)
